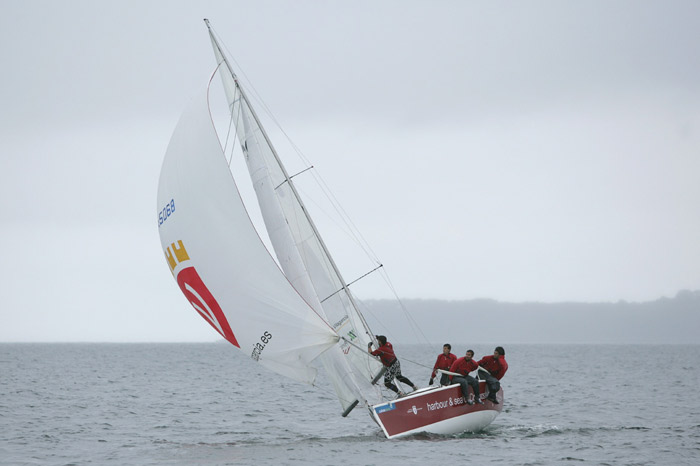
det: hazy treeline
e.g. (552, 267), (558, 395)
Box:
(359, 290), (700, 345)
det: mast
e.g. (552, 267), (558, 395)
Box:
(204, 19), (377, 345)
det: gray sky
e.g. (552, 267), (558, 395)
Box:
(1, 1), (699, 342)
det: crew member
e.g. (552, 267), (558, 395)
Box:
(477, 346), (508, 404)
(429, 343), (457, 386)
(368, 335), (418, 397)
(449, 349), (483, 405)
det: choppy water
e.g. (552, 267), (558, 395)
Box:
(1, 343), (698, 465)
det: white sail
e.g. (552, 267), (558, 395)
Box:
(157, 85), (339, 384)
(207, 26), (383, 412)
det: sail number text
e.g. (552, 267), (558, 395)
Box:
(251, 331), (272, 361)
(158, 199), (176, 227)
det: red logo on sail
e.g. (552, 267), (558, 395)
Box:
(176, 266), (240, 347)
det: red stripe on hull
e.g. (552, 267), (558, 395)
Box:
(373, 381), (503, 437)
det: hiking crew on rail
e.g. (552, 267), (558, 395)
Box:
(477, 346), (508, 404)
(429, 343), (457, 387)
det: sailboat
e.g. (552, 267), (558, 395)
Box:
(156, 19), (503, 439)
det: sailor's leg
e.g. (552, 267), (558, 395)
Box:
(439, 373), (450, 386)
(396, 374), (415, 387)
(392, 360), (417, 390)
(452, 376), (473, 403)
(384, 361), (399, 393)
(466, 375), (482, 403)
(484, 374), (500, 401)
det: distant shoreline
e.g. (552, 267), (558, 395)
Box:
(360, 290), (700, 345)
(4, 290), (697, 345)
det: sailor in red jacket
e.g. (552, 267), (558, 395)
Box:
(368, 335), (417, 397)
(429, 343), (457, 386)
(477, 346), (508, 404)
(448, 349), (483, 405)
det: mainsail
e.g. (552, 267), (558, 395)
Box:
(205, 21), (383, 412)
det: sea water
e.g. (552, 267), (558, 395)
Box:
(1, 343), (698, 465)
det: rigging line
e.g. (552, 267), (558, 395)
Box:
(234, 75), (366, 330)
(381, 271), (432, 347)
(372, 260), (431, 344)
(259, 132), (379, 268)
(352, 267), (428, 347)
(214, 26), (378, 261)
(211, 26), (382, 267)
(210, 60), (238, 166)
(308, 169), (382, 261)
(341, 338), (391, 398)
(209, 26), (272, 122)
(334, 351), (400, 404)
(397, 356), (432, 370)
(314, 341), (387, 403)
(294, 164), (383, 267)
(353, 296), (390, 336)
(225, 94), (243, 167)
(341, 335), (376, 356)
(293, 182), (380, 262)
(208, 24), (421, 351)
(343, 328), (431, 376)
(210, 28), (309, 180)
(340, 336), (385, 376)
(212, 26), (383, 273)
(222, 100), (234, 157)
(207, 26), (372, 340)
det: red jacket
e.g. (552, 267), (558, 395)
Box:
(431, 352), (457, 378)
(477, 355), (508, 380)
(371, 342), (397, 367)
(448, 357), (479, 380)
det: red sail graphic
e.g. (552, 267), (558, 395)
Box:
(176, 266), (240, 347)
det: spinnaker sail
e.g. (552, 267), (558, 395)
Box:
(157, 85), (339, 384)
